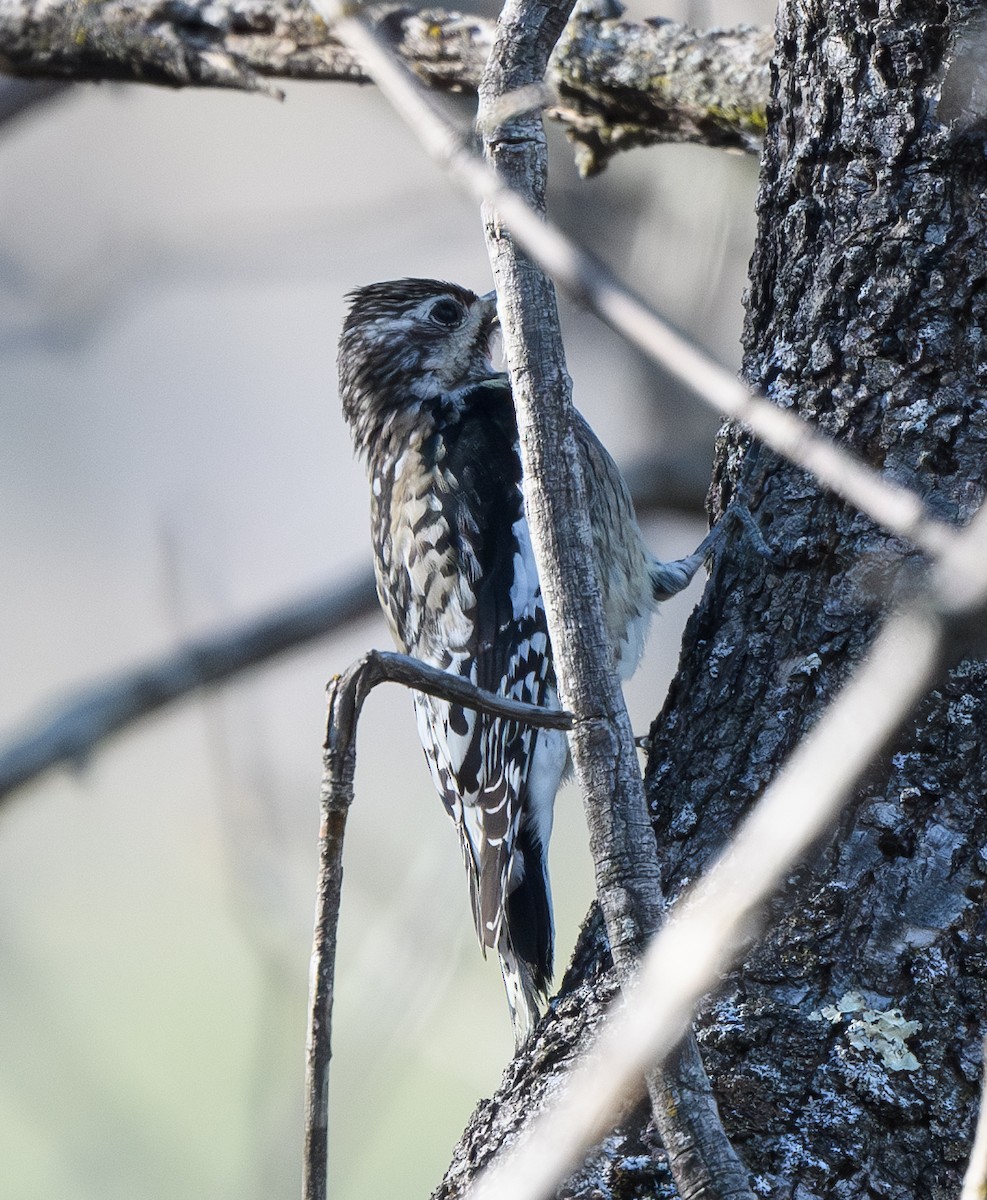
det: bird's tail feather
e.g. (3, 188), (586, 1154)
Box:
(497, 824), (553, 1048)
(498, 936), (545, 1049)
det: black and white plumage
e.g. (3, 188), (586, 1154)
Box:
(338, 278), (709, 1046)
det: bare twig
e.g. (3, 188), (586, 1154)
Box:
(302, 648), (571, 1200)
(0, 0), (769, 166)
(312, 7), (962, 566)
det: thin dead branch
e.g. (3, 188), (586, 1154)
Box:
(303, 648), (572, 1200)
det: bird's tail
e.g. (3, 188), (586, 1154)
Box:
(497, 824), (553, 1048)
(498, 938), (544, 1048)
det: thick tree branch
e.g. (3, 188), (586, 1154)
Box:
(0, 0), (489, 91)
(0, 0), (769, 169)
(550, 11), (771, 175)
(302, 649), (572, 1200)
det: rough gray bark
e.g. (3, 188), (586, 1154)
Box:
(0, 0), (768, 170)
(551, 11), (772, 175)
(437, 2), (987, 1197)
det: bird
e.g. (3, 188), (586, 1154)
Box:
(337, 277), (712, 1047)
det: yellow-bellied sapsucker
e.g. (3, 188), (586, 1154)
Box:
(338, 278), (709, 1046)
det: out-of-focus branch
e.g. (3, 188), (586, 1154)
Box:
(0, 76), (71, 127)
(303, 648), (571, 1200)
(0, 0), (490, 92)
(0, 570), (376, 804)
(0, 0), (769, 169)
(622, 442), (710, 516)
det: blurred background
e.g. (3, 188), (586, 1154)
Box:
(0, 1), (774, 1196)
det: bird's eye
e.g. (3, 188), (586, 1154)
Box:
(427, 298), (465, 329)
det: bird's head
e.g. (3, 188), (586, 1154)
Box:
(338, 278), (502, 456)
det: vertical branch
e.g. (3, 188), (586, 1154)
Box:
(477, 3), (754, 1197)
(303, 670), (361, 1200)
(480, 0), (662, 1017)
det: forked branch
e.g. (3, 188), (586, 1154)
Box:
(303, 648), (571, 1200)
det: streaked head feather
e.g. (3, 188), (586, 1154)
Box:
(338, 278), (501, 458)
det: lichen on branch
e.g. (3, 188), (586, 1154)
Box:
(0, 0), (770, 170)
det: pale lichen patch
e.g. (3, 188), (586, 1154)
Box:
(811, 990), (922, 1072)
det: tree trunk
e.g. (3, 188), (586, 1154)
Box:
(437, 2), (987, 1196)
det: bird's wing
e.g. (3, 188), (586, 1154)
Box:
(378, 380), (558, 951)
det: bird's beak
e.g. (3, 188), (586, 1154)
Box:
(483, 289), (500, 325)
(477, 290), (504, 372)
(479, 289), (500, 326)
